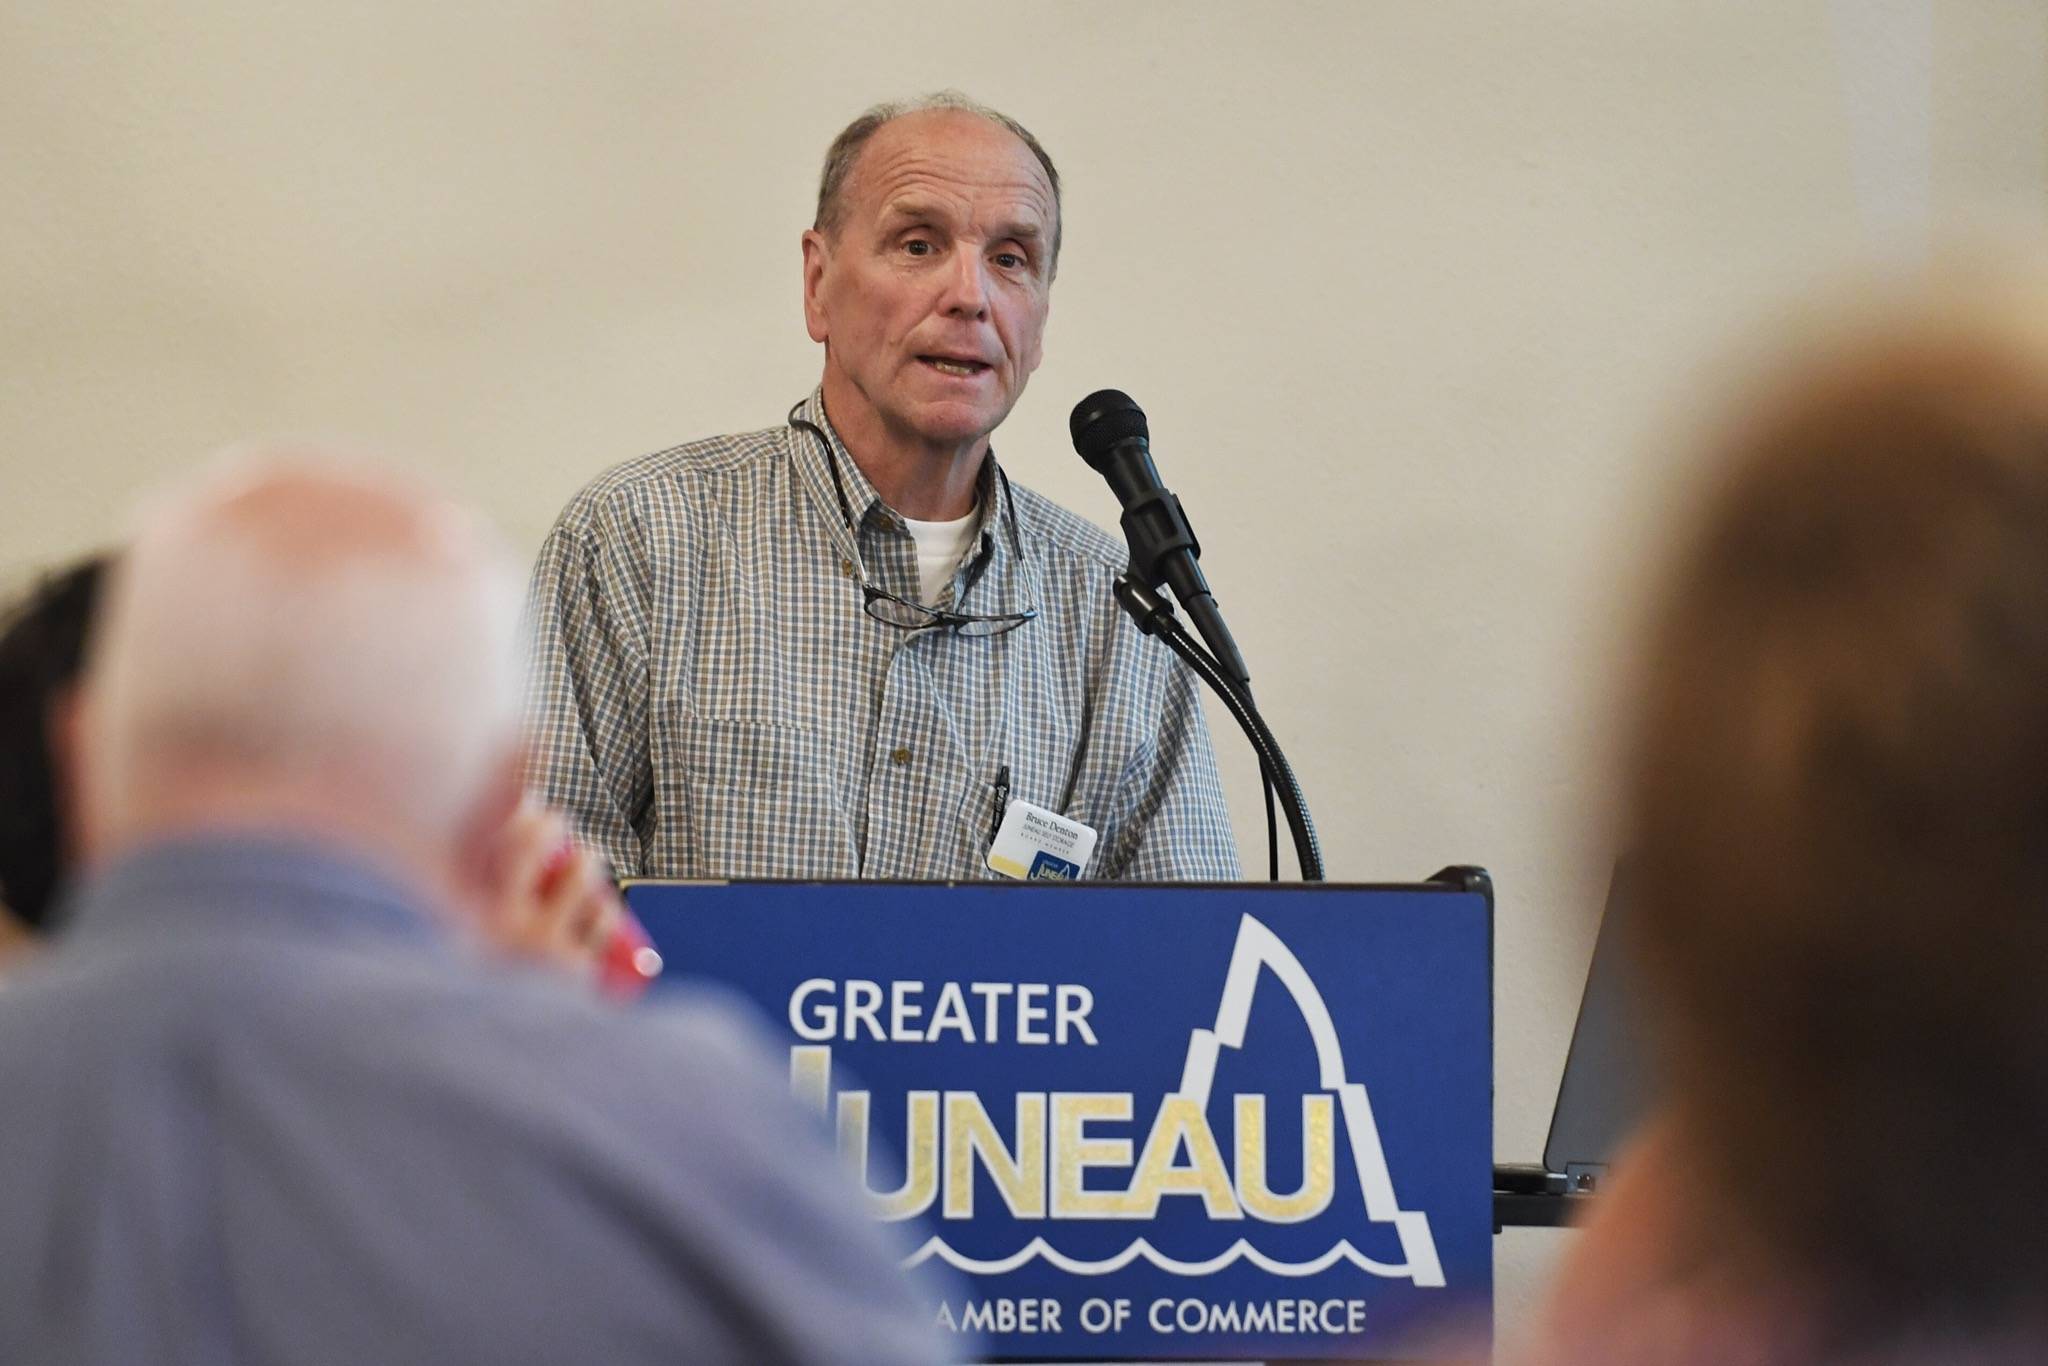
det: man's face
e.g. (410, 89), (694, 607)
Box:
(803, 110), (1056, 456)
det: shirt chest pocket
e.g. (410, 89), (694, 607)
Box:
(652, 715), (857, 879)
(951, 735), (1118, 881)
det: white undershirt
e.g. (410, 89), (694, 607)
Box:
(900, 506), (980, 606)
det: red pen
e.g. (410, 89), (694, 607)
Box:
(597, 907), (663, 1000)
(538, 840), (662, 1000)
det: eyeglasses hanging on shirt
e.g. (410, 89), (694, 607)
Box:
(789, 406), (1040, 638)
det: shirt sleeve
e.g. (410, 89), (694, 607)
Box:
(522, 501), (656, 877)
(1100, 649), (1243, 882)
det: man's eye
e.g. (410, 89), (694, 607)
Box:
(993, 251), (1025, 270)
(903, 239), (934, 257)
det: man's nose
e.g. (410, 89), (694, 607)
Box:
(937, 249), (991, 320)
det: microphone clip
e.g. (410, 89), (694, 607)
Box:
(1112, 575), (1178, 638)
(1119, 486), (1201, 591)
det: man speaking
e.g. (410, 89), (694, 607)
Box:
(526, 93), (1240, 882)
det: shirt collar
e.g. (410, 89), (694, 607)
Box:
(790, 389), (1009, 564)
(59, 832), (446, 946)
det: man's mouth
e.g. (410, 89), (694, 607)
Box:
(919, 356), (992, 377)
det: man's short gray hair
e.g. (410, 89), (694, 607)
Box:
(814, 91), (1063, 270)
(87, 447), (526, 842)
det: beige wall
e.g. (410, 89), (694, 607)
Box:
(6, 0), (2045, 1346)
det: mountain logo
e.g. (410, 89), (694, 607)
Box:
(790, 913), (1443, 1287)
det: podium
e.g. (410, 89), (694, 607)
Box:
(626, 876), (1493, 1362)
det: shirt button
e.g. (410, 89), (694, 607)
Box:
(840, 558), (854, 577)
(889, 746), (913, 766)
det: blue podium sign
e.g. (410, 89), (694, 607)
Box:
(626, 880), (1492, 1361)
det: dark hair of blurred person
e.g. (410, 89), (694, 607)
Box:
(1533, 293), (2048, 1365)
(0, 556), (104, 938)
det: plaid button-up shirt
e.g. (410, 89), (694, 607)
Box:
(523, 391), (1240, 882)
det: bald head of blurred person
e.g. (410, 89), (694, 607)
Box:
(1532, 284), (2048, 1365)
(75, 454), (524, 906)
(0, 448), (945, 1366)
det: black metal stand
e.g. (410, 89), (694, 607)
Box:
(1113, 574), (1325, 882)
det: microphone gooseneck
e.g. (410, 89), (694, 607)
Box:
(1113, 576), (1324, 881)
(1075, 391), (1322, 881)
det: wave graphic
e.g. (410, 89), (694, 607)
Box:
(905, 913), (1446, 1286)
(905, 1234), (1413, 1279)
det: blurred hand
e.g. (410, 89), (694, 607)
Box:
(478, 798), (623, 982)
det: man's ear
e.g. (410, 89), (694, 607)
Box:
(801, 228), (832, 344)
(1021, 292), (1049, 380)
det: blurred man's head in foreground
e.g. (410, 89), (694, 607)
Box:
(1624, 278), (2048, 1345)
(76, 448), (527, 907)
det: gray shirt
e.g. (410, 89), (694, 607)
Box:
(524, 391), (1241, 882)
(0, 835), (949, 1366)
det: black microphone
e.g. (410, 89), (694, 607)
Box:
(1070, 390), (1251, 692)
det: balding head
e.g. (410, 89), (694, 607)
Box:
(79, 448), (525, 876)
(815, 92), (1062, 271)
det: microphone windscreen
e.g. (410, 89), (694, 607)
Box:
(1070, 390), (1148, 470)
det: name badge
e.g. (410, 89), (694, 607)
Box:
(986, 799), (1098, 881)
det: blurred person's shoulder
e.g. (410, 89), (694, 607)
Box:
(0, 857), (796, 1152)
(0, 927), (945, 1362)
(438, 970), (952, 1362)
(457, 963), (815, 1125)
